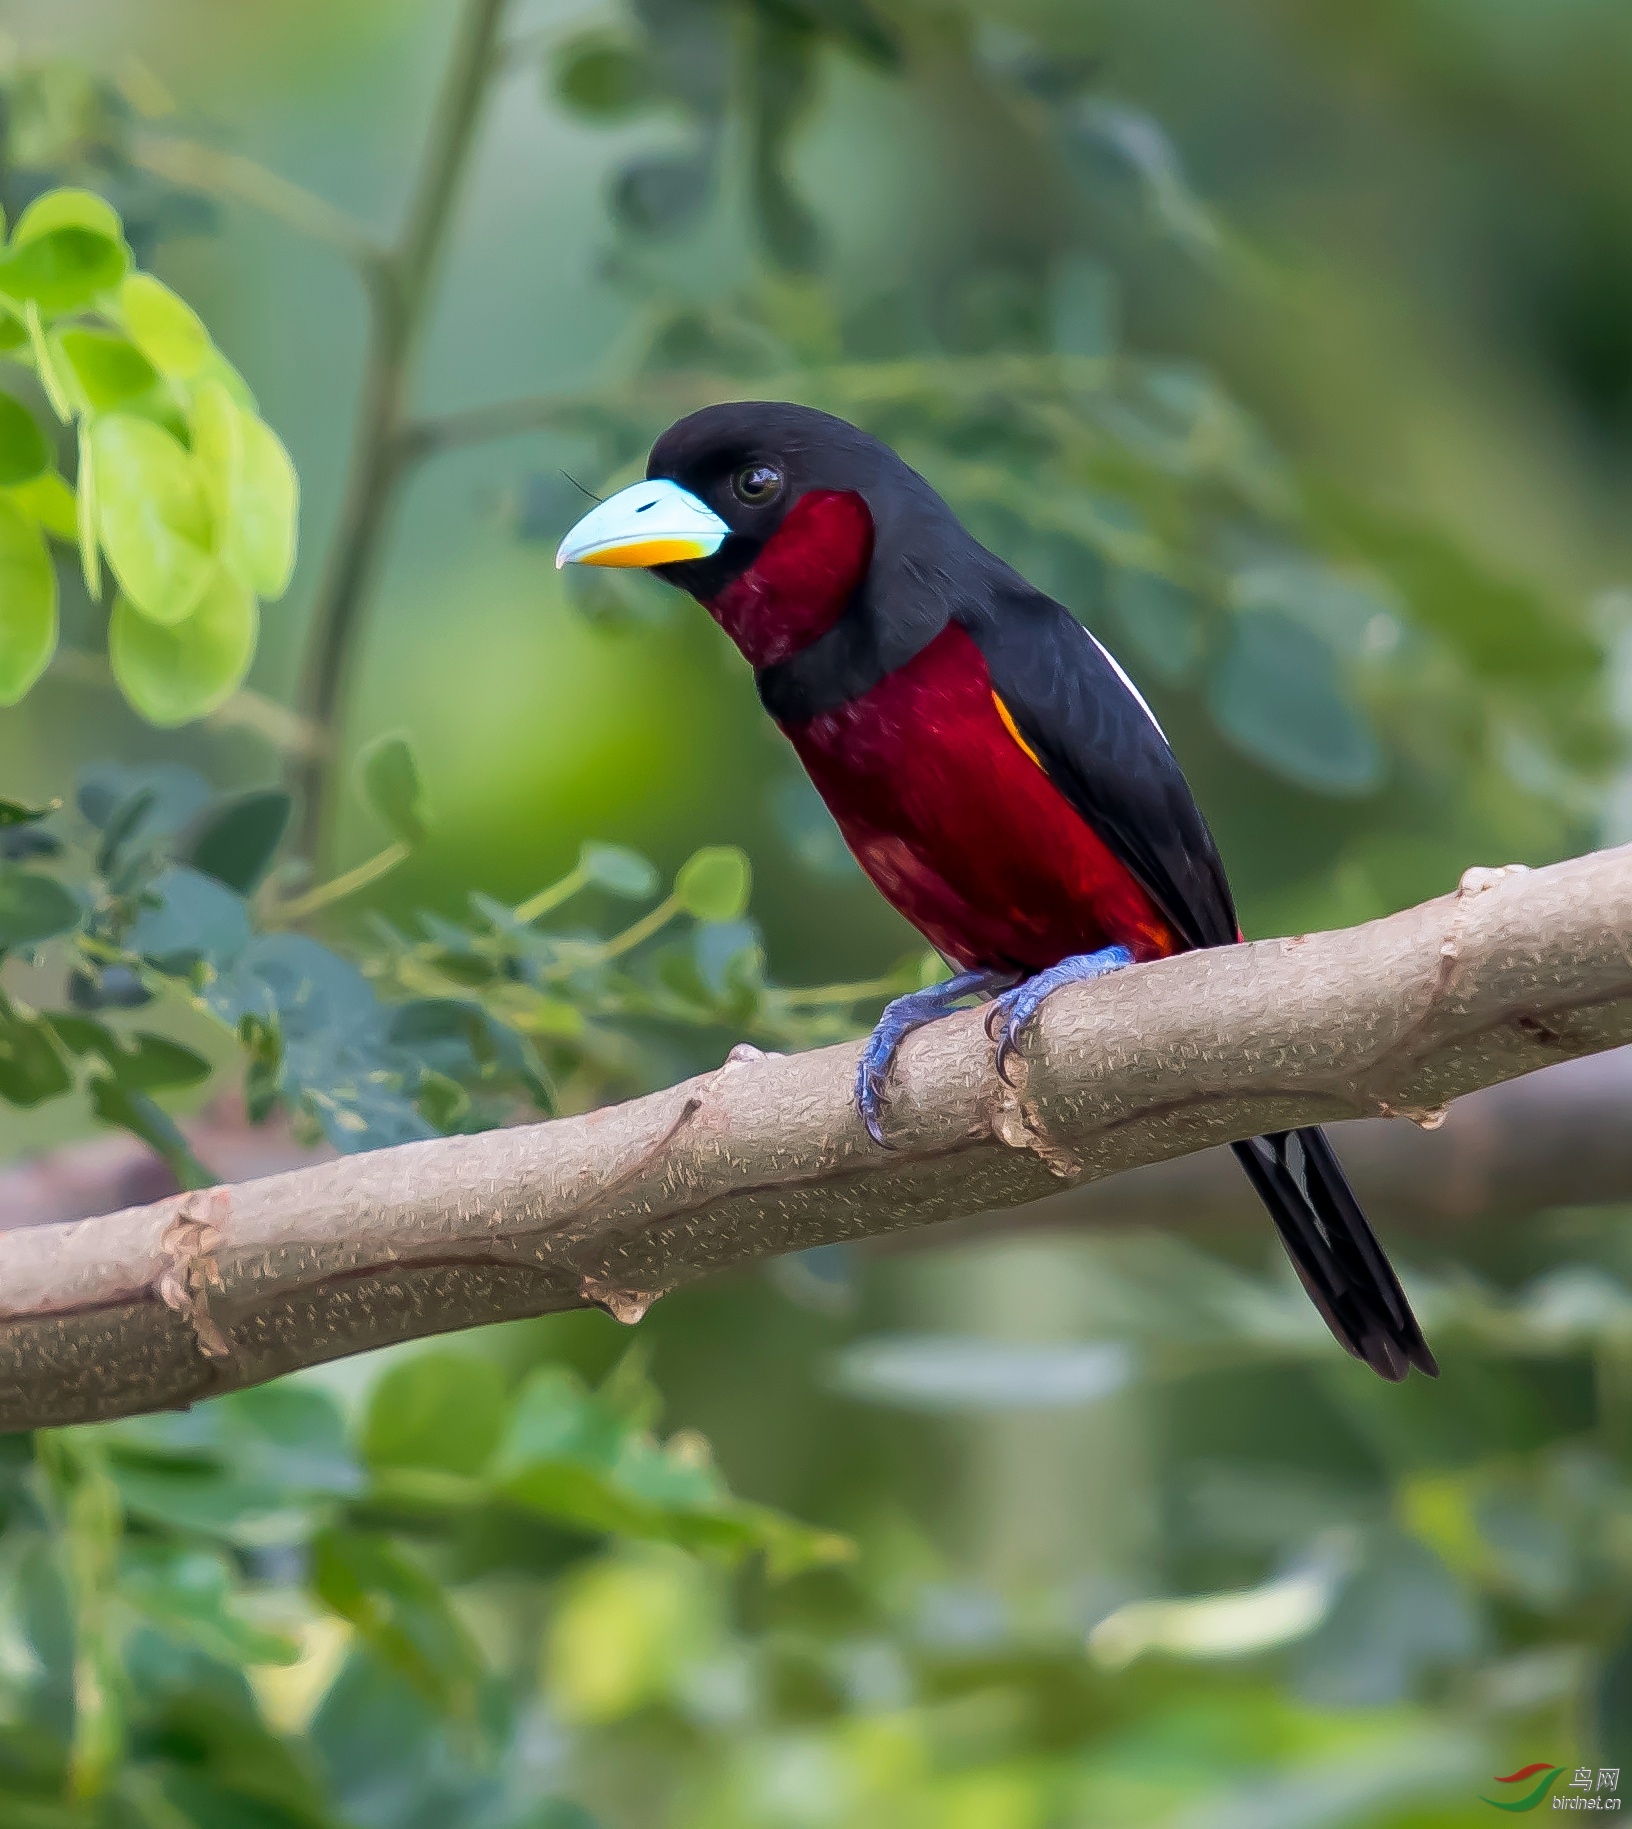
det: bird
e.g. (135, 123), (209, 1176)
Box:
(556, 400), (1437, 1382)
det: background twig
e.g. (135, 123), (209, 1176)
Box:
(291, 0), (511, 856)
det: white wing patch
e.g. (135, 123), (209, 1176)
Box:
(1088, 630), (1168, 743)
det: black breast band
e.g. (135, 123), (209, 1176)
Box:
(754, 595), (952, 724)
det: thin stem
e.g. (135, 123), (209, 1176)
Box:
(561, 895), (681, 968)
(23, 302), (72, 420)
(48, 649), (326, 759)
(274, 840), (412, 924)
(97, 1087), (216, 1192)
(130, 135), (385, 269)
(400, 389), (580, 460)
(776, 970), (926, 1008)
(514, 864), (588, 925)
(292, 0), (511, 859)
(397, 350), (1124, 464)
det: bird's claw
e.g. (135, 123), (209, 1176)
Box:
(853, 970), (1012, 1148)
(985, 947), (1135, 1087)
(854, 1041), (897, 1149)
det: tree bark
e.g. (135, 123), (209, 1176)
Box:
(6, 1048), (1630, 1242)
(962, 1043), (1632, 1246)
(3, 846), (1629, 1432)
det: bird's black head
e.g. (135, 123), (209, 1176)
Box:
(556, 400), (990, 670)
(642, 401), (924, 597)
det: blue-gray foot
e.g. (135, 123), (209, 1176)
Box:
(985, 946), (1135, 1085)
(855, 969), (1016, 1147)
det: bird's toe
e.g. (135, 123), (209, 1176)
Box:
(854, 1042), (896, 1149)
(985, 948), (1135, 1086)
(989, 988), (1040, 1086)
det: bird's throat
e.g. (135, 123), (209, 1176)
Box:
(701, 489), (874, 669)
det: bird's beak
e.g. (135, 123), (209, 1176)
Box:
(555, 478), (731, 570)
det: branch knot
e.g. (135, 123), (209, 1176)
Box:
(155, 1189), (232, 1361)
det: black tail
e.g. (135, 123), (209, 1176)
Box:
(1231, 1127), (1438, 1382)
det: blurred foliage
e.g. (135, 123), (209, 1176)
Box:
(0, 49), (214, 263)
(0, 754), (932, 1172)
(0, 0), (1628, 1822)
(0, 1347), (844, 1826)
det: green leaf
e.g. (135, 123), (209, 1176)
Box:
(614, 152), (714, 237)
(22, 301), (71, 421)
(128, 864), (252, 971)
(119, 1542), (300, 1668)
(0, 393), (50, 486)
(3, 470), (77, 541)
(386, 997), (553, 1111)
(553, 31), (657, 118)
(493, 1367), (849, 1572)
(0, 868), (79, 946)
(192, 381), (298, 598)
(190, 374), (239, 521)
(91, 414), (215, 624)
(1308, 479), (1600, 682)
(76, 421), (99, 602)
(110, 574), (257, 726)
(11, 188), (124, 246)
(178, 788), (292, 894)
(53, 327), (159, 412)
(0, 1000), (72, 1105)
(544, 1552), (701, 1724)
(104, 1456), (295, 1540)
(206, 933), (434, 1154)
(119, 272), (210, 378)
(1109, 568), (1203, 683)
(102, 1381), (360, 1508)
(49, 1016), (212, 1091)
(674, 845), (750, 922)
(196, 347), (258, 413)
(580, 841), (658, 900)
(793, 0), (898, 64)
(0, 796), (53, 827)
(357, 733), (429, 845)
(1206, 610), (1384, 796)
(232, 411), (299, 597)
(362, 1351), (507, 1478)
(79, 760), (214, 845)
(0, 497), (58, 703)
(115, 1034), (217, 1093)
(0, 225), (128, 315)
(89, 1080), (214, 1187)
(309, 1529), (485, 1717)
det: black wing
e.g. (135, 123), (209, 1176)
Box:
(965, 589), (1237, 950)
(966, 589), (1438, 1382)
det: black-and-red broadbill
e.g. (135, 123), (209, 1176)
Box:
(557, 401), (1437, 1382)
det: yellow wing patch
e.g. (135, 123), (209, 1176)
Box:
(991, 690), (1044, 770)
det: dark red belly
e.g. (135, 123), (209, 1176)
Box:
(781, 623), (1178, 973)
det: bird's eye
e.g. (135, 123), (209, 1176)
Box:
(731, 462), (783, 506)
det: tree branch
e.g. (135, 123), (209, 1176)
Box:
(2, 846), (1628, 1431)
(5, 1047), (1629, 1244)
(1009, 1043), (1632, 1244)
